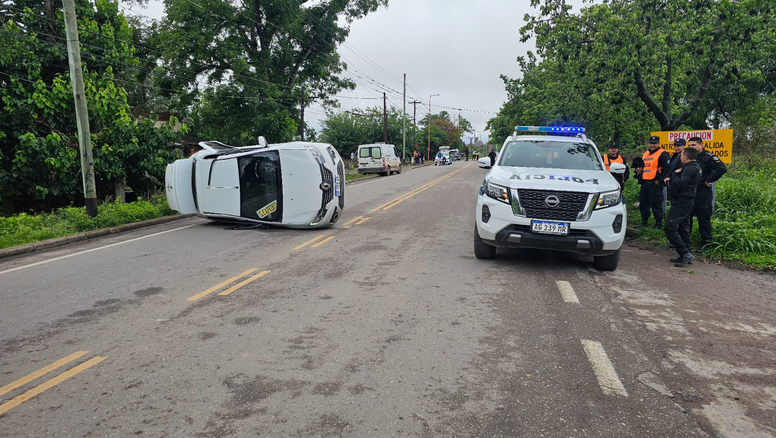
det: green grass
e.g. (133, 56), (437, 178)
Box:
(0, 196), (176, 250)
(624, 157), (776, 270)
(345, 172), (374, 183)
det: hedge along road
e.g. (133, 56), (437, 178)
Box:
(0, 162), (774, 436)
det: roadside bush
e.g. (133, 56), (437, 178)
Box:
(0, 196), (176, 250)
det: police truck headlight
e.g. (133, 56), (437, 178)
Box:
(486, 182), (510, 204)
(595, 190), (622, 210)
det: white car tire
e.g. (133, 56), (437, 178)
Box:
(593, 248), (621, 271)
(473, 226), (496, 259)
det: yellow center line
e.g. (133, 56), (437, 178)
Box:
(187, 268), (258, 301)
(0, 351), (89, 397)
(341, 216), (364, 227)
(371, 163), (472, 212)
(0, 355), (106, 416)
(381, 164), (472, 211)
(354, 217), (371, 225)
(310, 235), (336, 248)
(217, 270), (271, 296)
(293, 234), (327, 250)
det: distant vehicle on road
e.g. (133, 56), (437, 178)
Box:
(356, 143), (402, 176)
(166, 139), (345, 228)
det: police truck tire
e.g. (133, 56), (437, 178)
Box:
(473, 226), (496, 259)
(384, 166), (390, 176)
(593, 249), (620, 271)
(397, 165), (402, 174)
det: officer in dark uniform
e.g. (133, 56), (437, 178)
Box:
(635, 136), (671, 228)
(685, 136), (727, 253)
(667, 138), (686, 174)
(664, 147), (702, 267)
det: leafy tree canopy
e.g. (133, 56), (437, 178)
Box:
(490, 0), (776, 153)
(0, 0), (184, 214)
(155, 0), (388, 144)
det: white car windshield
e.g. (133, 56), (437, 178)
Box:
(499, 140), (603, 171)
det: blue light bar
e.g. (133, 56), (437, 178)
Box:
(515, 126), (585, 133)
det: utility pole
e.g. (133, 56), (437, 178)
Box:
(299, 86), (306, 141)
(402, 73), (406, 163)
(383, 92), (388, 144)
(410, 101), (421, 125)
(427, 94), (438, 160)
(63, 0), (97, 217)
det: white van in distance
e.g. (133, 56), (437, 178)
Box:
(166, 140), (345, 228)
(357, 143), (402, 176)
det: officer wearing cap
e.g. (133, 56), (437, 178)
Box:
(603, 142), (629, 190)
(667, 138), (686, 175)
(635, 136), (671, 228)
(685, 136), (727, 253)
(665, 147), (702, 267)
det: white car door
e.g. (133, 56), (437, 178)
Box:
(196, 158), (240, 216)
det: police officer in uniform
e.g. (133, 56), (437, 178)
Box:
(664, 147), (702, 267)
(603, 142), (629, 190)
(635, 136), (671, 228)
(685, 136), (727, 253)
(668, 138), (686, 174)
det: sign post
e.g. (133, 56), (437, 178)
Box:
(650, 129), (733, 164)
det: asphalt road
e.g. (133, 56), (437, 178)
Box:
(1, 162), (775, 437)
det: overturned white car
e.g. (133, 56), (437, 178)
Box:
(166, 140), (345, 228)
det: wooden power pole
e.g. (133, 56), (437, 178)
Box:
(63, 0), (98, 217)
(383, 92), (388, 144)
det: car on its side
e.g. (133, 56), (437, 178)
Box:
(356, 143), (402, 176)
(474, 126), (627, 270)
(166, 139), (345, 229)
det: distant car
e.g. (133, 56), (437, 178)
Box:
(357, 143), (402, 176)
(165, 139), (345, 228)
(450, 149), (461, 160)
(435, 151), (453, 165)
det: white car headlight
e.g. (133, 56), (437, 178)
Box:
(486, 182), (510, 204)
(595, 189), (622, 209)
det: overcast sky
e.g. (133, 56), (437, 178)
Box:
(122, 0), (588, 143)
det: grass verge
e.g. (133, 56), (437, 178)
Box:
(0, 195), (176, 250)
(623, 157), (776, 271)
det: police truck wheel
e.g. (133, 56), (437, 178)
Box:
(593, 249), (620, 271)
(384, 166), (390, 176)
(397, 165), (401, 174)
(473, 226), (496, 259)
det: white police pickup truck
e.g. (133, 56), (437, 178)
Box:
(166, 139), (345, 228)
(474, 126), (627, 270)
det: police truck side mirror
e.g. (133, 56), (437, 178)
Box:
(609, 162), (626, 174)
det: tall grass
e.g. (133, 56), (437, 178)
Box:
(624, 157), (776, 269)
(0, 196), (176, 250)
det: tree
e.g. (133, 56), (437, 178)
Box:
(155, 0), (389, 144)
(320, 107), (412, 157)
(519, 0), (776, 135)
(0, 0), (184, 214)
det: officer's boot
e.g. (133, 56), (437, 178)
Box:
(674, 252), (695, 267)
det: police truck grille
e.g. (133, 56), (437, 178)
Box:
(320, 165), (334, 208)
(516, 189), (589, 222)
(337, 161), (345, 209)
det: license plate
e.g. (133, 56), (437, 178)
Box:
(334, 175), (340, 197)
(531, 220), (569, 235)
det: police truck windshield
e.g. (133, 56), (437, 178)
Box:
(499, 141), (603, 171)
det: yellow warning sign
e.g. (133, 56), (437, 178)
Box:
(651, 129), (733, 164)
